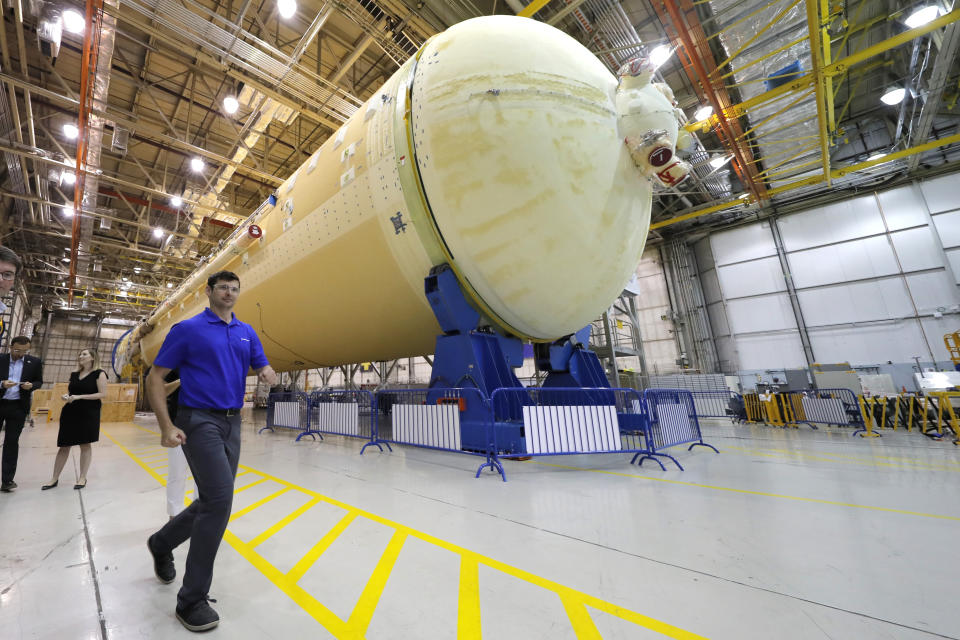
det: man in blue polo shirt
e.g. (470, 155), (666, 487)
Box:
(144, 270), (276, 632)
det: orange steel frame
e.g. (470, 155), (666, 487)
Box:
(652, 0), (769, 204)
(69, 0), (105, 304)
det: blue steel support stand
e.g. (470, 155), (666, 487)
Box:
(424, 265), (510, 481)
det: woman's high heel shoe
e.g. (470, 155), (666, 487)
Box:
(41, 480), (58, 490)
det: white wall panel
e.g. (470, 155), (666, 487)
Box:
(788, 236), (899, 288)
(693, 237), (714, 272)
(808, 322), (929, 364)
(945, 248), (960, 284)
(736, 333), (806, 370)
(636, 249), (664, 277)
(797, 279), (914, 326)
(933, 211), (960, 248)
(876, 184), (928, 230)
(711, 222), (776, 265)
(717, 256), (785, 298)
(920, 174), (960, 214)
(904, 271), (959, 312)
(707, 301), (730, 336)
(920, 316), (957, 362)
(700, 268), (723, 304)
(890, 227), (943, 271)
(715, 336), (739, 372)
(726, 293), (797, 333)
(778, 195), (884, 251)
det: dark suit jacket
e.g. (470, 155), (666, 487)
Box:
(0, 354), (44, 412)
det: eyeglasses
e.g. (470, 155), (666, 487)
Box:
(0, 271), (15, 281)
(212, 284), (240, 294)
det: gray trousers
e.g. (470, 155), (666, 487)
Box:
(152, 407), (241, 609)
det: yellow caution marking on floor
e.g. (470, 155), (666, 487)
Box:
(530, 461), (960, 521)
(234, 476), (269, 493)
(108, 426), (706, 640)
(229, 487), (292, 523)
(347, 531), (408, 635)
(456, 556), (482, 640)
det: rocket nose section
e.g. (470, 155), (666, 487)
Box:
(410, 16), (653, 340)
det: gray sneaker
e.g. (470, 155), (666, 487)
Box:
(1, 481), (16, 492)
(176, 597), (219, 632)
(147, 534), (175, 584)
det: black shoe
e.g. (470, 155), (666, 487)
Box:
(41, 480), (58, 490)
(0, 481), (16, 492)
(175, 598), (219, 632)
(147, 534), (176, 584)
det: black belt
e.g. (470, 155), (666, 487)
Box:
(180, 405), (242, 417)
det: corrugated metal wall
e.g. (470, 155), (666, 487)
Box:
(697, 171), (960, 377)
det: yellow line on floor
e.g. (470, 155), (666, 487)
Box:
(109, 426), (705, 640)
(229, 487), (292, 523)
(724, 445), (960, 473)
(457, 556), (482, 640)
(234, 477), (268, 493)
(347, 531), (408, 636)
(286, 511), (358, 584)
(726, 444), (960, 471)
(248, 496), (322, 548)
(561, 595), (603, 639)
(529, 461), (960, 521)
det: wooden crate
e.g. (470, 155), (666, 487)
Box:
(30, 389), (53, 415)
(112, 402), (136, 422)
(118, 384), (139, 403)
(104, 385), (121, 402)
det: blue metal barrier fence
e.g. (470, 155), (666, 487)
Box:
(490, 387), (650, 466)
(299, 390), (386, 452)
(372, 387), (504, 481)
(690, 390), (742, 420)
(795, 388), (866, 434)
(260, 392), (309, 436)
(641, 389), (718, 470)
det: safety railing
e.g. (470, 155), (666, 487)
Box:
(690, 390), (743, 421)
(260, 391), (310, 435)
(372, 387), (505, 481)
(490, 387), (651, 468)
(860, 393), (960, 442)
(640, 389), (719, 470)
(298, 390), (385, 451)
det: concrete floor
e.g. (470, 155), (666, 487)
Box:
(1, 411), (958, 639)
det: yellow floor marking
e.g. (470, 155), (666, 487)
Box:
(726, 444), (960, 471)
(108, 427), (705, 640)
(234, 477), (268, 493)
(529, 461), (960, 522)
(724, 445), (960, 473)
(346, 531), (408, 635)
(229, 487), (292, 523)
(286, 511), (358, 584)
(457, 556), (482, 640)
(561, 595), (603, 640)
(248, 496), (323, 548)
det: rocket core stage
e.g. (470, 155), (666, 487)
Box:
(116, 16), (687, 373)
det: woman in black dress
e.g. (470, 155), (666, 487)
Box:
(42, 348), (108, 490)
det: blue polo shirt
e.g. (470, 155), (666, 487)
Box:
(154, 308), (269, 409)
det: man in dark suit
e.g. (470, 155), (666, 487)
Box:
(0, 336), (44, 492)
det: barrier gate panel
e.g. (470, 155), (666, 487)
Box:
(640, 389), (719, 470)
(298, 390), (377, 445)
(262, 392), (309, 434)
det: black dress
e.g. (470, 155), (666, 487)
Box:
(57, 369), (104, 446)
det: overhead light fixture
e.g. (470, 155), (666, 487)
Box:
(648, 45), (673, 70)
(190, 157), (205, 172)
(119, 290), (128, 297)
(694, 105), (713, 121)
(134, 267), (142, 273)
(166, 282), (174, 288)
(152, 227), (164, 238)
(880, 87), (906, 105)
(63, 123), (79, 139)
(904, 5), (941, 28)
(122, 276), (129, 282)
(62, 9), (85, 34)
(62, 206), (74, 217)
(61, 171), (76, 186)
(867, 152), (887, 162)
(170, 195), (183, 207)
(223, 96), (239, 115)
(61, 257), (70, 263)
(277, 0), (297, 19)
(709, 156), (728, 169)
